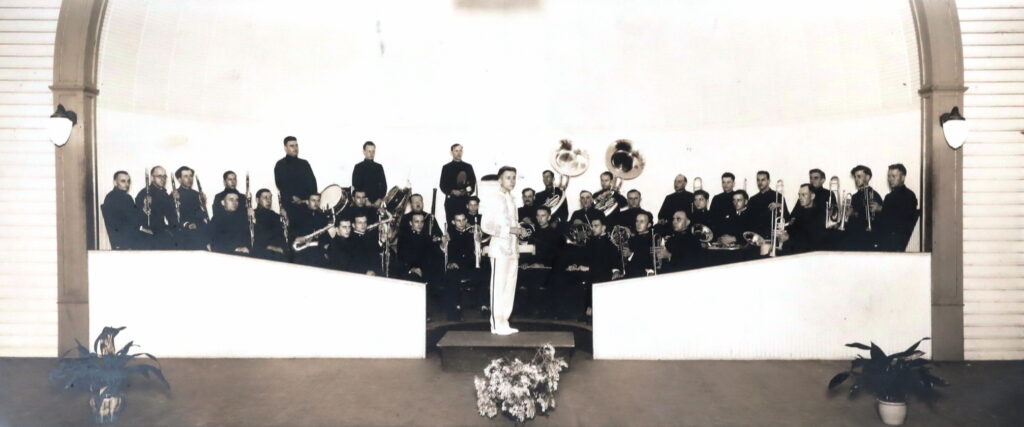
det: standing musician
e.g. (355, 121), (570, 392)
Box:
(593, 171), (627, 221)
(213, 171), (247, 219)
(274, 136), (318, 222)
(516, 205), (562, 318)
(536, 170), (569, 223)
(208, 191), (251, 255)
(173, 166), (210, 250)
(518, 188), (538, 226)
(328, 219), (357, 273)
(439, 143), (477, 225)
(657, 174), (694, 234)
(135, 166), (177, 249)
(352, 141), (387, 207)
(709, 172), (737, 234)
(874, 163), (919, 252)
(291, 193), (329, 267)
(783, 184), (826, 254)
(252, 188), (287, 261)
(569, 190), (604, 226)
(808, 168), (837, 215)
(747, 170), (789, 238)
(844, 165), (883, 251)
(102, 171), (151, 250)
(716, 190), (756, 245)
(691, 190), (712, 227)
(622, 211), (657, 278)
(400, 194), (442, 239)
(350, 214), (383, 275)
(443, 212), (478, 321)
(657, 210), (703, 272)
(616, 189), (653, 234)
(480, 166), (530, 335)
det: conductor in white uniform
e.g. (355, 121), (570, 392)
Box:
(480, 166), (530, 335)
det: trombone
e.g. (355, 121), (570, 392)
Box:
(769, 180), (785, 257)
(825, 176), (841, 229)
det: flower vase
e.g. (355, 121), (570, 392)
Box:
(89, 387), (124, 424)
(877, 399), (907, 426)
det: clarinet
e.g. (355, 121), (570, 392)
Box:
(278, 193), (290, 243)
(246, 173), (255, 248)
(171, 175), (181, 226)
(143, 167), (152, 228)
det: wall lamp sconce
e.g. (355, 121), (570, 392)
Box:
(48, 104), (77, 147)
(939, 106), (967, 150)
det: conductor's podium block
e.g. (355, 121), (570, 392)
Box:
(437, 331), (575, 372)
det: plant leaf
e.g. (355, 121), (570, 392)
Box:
(869, 342), (886, 361)
(845, 342), (871, 350)
(117, 341), (135, 356)
(127, 364), (170, 389)
(828, 372), (850, 389)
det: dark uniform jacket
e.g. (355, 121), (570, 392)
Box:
(350, 230), (382, 275)
(664, 230), (702, 272)
(709, 191), (735, 232)
(658, 190), (694, 223)
(625, 231), (657, 278)
(209, 209), (250, 255)
(352, 159), (387, 203)
(213, 188), (247, 220)
(328, 235), (357, 273)
(593, 189), (627, 224)
(446, 227), (476, 272)
(690, 208), (712, 228)
(440, 161), (476, 197)
(877, 185), (918, 252)
(102, 188), (148, 250)
(569, 207), (604, 226)
(785, 203), (826, 254)
(397, 229), (443, 282)
(535, 187), (568, 222)
(291, 206), (330, 266)
(747, 189), (789, 239)
(812, 186), (837, 215)
(399, 211), (442, 239)
(253, 207), (287, 260)
(135, 184), (178, 248)
(586, 234), (622, 283)
(718, 208), (756, 239)
(844, 186), (883, 251)
(274, 156), (318, 204)
(518, 205), (538, 226)
(176, 186), (210, 250)
(520, 223), (561, 267)
(616, 207), (653, 233)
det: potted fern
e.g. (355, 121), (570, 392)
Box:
(49, 327), (170, 424)
(828, 337), (947, 426)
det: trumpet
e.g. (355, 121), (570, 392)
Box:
(769, 180), (785, 257)
(865, 186), (874, 233)
(825, 176), (841, 229)
(595, 139), (644, 215)
(545, 139), (590, 211)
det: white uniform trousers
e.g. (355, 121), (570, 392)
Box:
(490, 256), (519, 332)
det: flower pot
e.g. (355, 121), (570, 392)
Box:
(877, 399), (907, 426)
(89, 387), (125, 424)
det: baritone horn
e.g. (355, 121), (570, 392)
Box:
(545, 139), (590, 212)
(595, 139), (645, 214)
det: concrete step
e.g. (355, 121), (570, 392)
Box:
(436, 330), (575, 372)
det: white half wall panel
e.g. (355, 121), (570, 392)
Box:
(592, 252), (931, 360)
(89, 251), (426, 358)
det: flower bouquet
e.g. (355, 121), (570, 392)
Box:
(474, 344), (569, 423)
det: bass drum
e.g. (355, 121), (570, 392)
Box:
(318, 184), (348, 213)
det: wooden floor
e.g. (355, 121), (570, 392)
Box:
(2, 354), (1022, 426)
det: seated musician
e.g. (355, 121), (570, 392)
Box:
(443, 212), (477, 321)
(465, 196), (483, 227)
(212, 171), (247, 220)
(569, 190), (604, 226)
(587, 217), (625, 283)
(342, 189), (379, 226)
(515, 205), (562, 318)
(328, 219), (357, 273)
(553, 218), (592, 321)
(102, 171), (151, 250)
(617, 190), (654, 234)
(690, 189), (711, 227)
(291, 193), (329, 267)
(208, 191), (251, 255)
(783, 184), (826, 254)
(135, 166), (177, 249)
(350, 214), (383, 275)
(518, 188), (538, 226)
(399, 194), (442, 239)
(657, 210), (703, 272)
(622, 212), (657, 278)
(397, 212), (444, 283)
(716, 190), (756, 245)
(874, 163), (919, 252)
(747, 170), (789, 238)
(252, 189), (287, 261)
(173, 166), (210, 250)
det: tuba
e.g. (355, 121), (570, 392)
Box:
(595, 139), (645, 215)
(545, 139), (590, 211)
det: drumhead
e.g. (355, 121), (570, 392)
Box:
(319, 184), (345, 211)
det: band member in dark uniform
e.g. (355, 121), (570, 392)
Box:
(291, 194), (329, 267)
(344, 190), (380, 226)
(400, 194), (442, 239)
(622, 211), (657, 278)
(536, 170), (568, 223)
(783, 184), (826, 254)
(657, 174), (693, 234)
(716, 190), (756, 244)
(208, 191), (251, 255)
(466, 196), (483, 227)
(352, 141), (387, 206)
(616, 190), (653, 233)
(593, 171), (627, 221)
(809, 168), (837, 215)
(553, 220), (592, 321)
(691, 190), (712, 227)
(350, 214), (383, 275)
(874, 163), (919, 252)
(518, 188), (538, 226)
(213, 170), (247, 219)
(439, 143), (477, 224)
(252, 189), (287, 261)
(173, 166), (210, 250)
(397, 212), (444, 284)
(844, 165), (883, 251)
(586, 217), (624, 284)
(657, 210), (702, 272)
(135, 166), (177, 249)
(515, 205), (561, 318)
(102, 171), (151, 249)
(328, 219), (357, 272)
(569, 190), (604, 226)
(747, 171), (789, 238)
(274, 136), (318, 222)
(709, 172), (737, 234)
(443, 212), (477, 321)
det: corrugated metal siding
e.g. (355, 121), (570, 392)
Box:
(959, 0), (1024, 360)
(0, 0), (60, 357)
